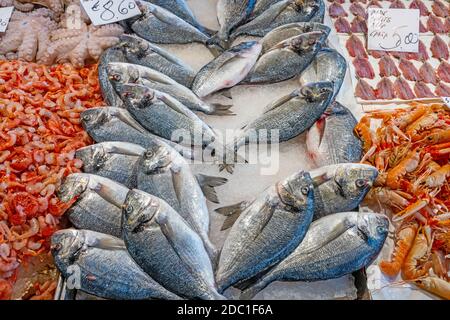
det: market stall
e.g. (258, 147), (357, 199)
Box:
(0, 0), (448, 301)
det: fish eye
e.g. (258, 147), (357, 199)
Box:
(144, 150), (154, 159)
(376, 226), (386, 234)
(125, 205), (133, 214)
(301, 186), (309, 195)
(320, 88), (328, 93)
(82, 114), (91, 122)
(113, 74), (121, 81)
(355, 179), (366, 188)
(51, 243), (62, 251)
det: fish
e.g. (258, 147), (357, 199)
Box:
(122, 189), (225, 300)
(355, 79), (376, 100)
(306, 102), (362, 168)
(349, 2), (367, 19)
(329, 2), (347, 18)
(80, 107), (194, 159)
(375, 78), (396, 100)
(334, 17), (351, 33)
(98, 46), (126, 108)
(130, 1), (209, 44)
(427, 15), (446, 34)
(146, 0), (212, 34)
(419, 62), (439, 85)
(409, 0), (429, 16)
(346, 35), (367, 58)
(394, 77), (415, 100)
(106, 62), (233, 116)
(432, 0), (448, 18)
(414, 82), (435, 98)
(239, 211), (389, 299)
(437, 61), (450, 83)
(192, 41), (262, 98)
(399, 59), (422, 82)
(227, 82), (334, 155)
(419, 21), (428, 33)
(115, 83), (217, 147)
(251, 0), (283, 18)
(75, 142), (145, 188)
(351, 16), (367, 33)
(215, 170), (316, 292)
(243, 31), (328, 84)
(260, 22), (330, 53)
(118, 34), (196, 88)
(310, 163), (378, 221)
(299, 48), (347, 101)
(56, 173), (129, 238)
(136, 143), (226, 263)
(231, 0), (325, 39)
(51, 229), (181, 300)
(378, 55), (400, 78)
(214, 0), (257, 47)
(353, 58), (375, 79)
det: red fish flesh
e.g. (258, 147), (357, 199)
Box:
(394, 77), (415, 100)
(351, 0), (367, 3)
(399, 59), (422, 81)
(445, 18), (450, 33)
(419, 62), (439, 85)
(329, 2), (348, 18)
(431, 35), (449, 60)
(351, 16), (368, 33)
(414, 82), (435, 98)
(437, 61), (450, 83)
(419, 21), (428, 33)
(335, 17), (352, 33)
(406, 41), (428, 61)
(350, 2), (367, 19)
(432, 0), (449, 18)
(346, 35), (368, 58)
(379, 55), (400, 77)
(353, 58), (375, 79)
(409, 0), (430, 16)
(367, 0), (382, 8)
(370, 50), (387, 59)
(356, 79), (376, 100)
(436, 82), (450, 96)
(390, 0), (405, 9)
(427, 15), (446, 33)
(391, 51), (409, 59)
(376, 78), (396, 100)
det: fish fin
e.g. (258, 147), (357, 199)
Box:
(196, 174), (228, 204)
(262, 89), (300, 114)
(302, 220), (353, 255)
(170, 165), (183, 207)
(220, 212), (241, 231)
(93, 237), (126, 251)
(234, 268), (271, 291)
(109, 144), (145, 157)
(218, 163), (235, 174)
(215, 200), (252, 231)
(116, 109), (149, 134)
(158, 93), (194, 118)
(209, 102), (235, 116)
(311, 172), (332, 187)
(216, 88), (233, 100)
(91, 180), (127, 208)
(253, 201), (277, 240)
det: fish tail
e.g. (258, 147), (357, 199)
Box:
(206, 101), (235, 116)
(239, 277), (271, 300)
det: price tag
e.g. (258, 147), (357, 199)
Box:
(368, 8), (419, 53)
(442, 97), (450, 109)
(0, 7), (14, 33)
(81, 0), (141, 26)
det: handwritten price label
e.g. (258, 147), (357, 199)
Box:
(368, 8), (419, 53)
(81, 0), (140, 26)
(442, 97), (450, 109)
(0, 7), (14, 33)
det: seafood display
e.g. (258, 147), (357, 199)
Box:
(0, 0), (448, 302)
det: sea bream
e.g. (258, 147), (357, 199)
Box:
(98, 47), (127, 108)
(106, 62), (233, 116)
(136, 143), (227, 263)
(51, 229), (181, 300)
(192, 41), (262, 98)
(57, 173), (129, 238)
(118, 34), (196, 88)
(215, 170), (316, 293)
(130, 1), (209, 45)
(260, 22), (330, 53)
(231, 0), (325, 39)
(251, 0), (284, 18)
(239, 211), (389, 299)
(75, 142), (146, 188)
(122, 189), (225, 300)
(306, 102), (362, 167)
(242, 31), (328, 84)
(80, 107), (194, 159)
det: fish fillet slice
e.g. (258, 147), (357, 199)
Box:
(394, 77), (415, 100)
(390, 0), (405, 9)
(431, 35), (449, 60)
(379, 55), (400, 77)
(346, 35), (367, 58)
(335, 17), (352, 33)
(329, 2), (348, 18)
(356, 79), (376, 100)
(399, 59), (422, 82)
(419, 62), (439, 85)
(428, 15), (446, 34)
(351, 16), (368, 33)
(432, 0), (449, 18)
(409, 0), (430, 16)
(407, 41), (429, 61)
(435, 82), (450, 96)
(376, 78), (396, 100)
(350, 2), (367, 19)
(414, 82), (435, 98)
(353, 58), (375, 79)
(437, 61), (450, 83)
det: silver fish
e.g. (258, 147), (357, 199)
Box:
(306, 102), (362, 168)
(261, 22), (330, 53)
(51, 229), (181, 300)
(299, 48), (347, 101)
(116, 83), (217, 147)
(80, 107), (193, 159)
(98, 46), (126, 107)
(232, 0), (324, 39)
(131, 1), (209, 44)
(118, 34), (196, 88)
(215, 171), (315, 292)
(310, 163), (378, 221)
(240, 211), (389, 299)
(251, 0), (284, 18)
(192, 41), (262, 98)
(215, 0), (257, 45)
(243, 31), (327, 84)
(75, 142), (146, 188)
(146, 0), (211, 34)
(107, 62), (233, 116)
(136, 143), (226, 262)
(122, 189), (225, 300)
(57, 173), (129, 238)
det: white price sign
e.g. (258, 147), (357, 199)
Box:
(0, 7), (13, 33)
(442, 97), (450, 109)
(81, 0), (141, 26)
(368, 8), (420, 53)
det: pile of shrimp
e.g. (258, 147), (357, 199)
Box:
(356, 103), (450, 300)
(0, 60), (104, 299)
